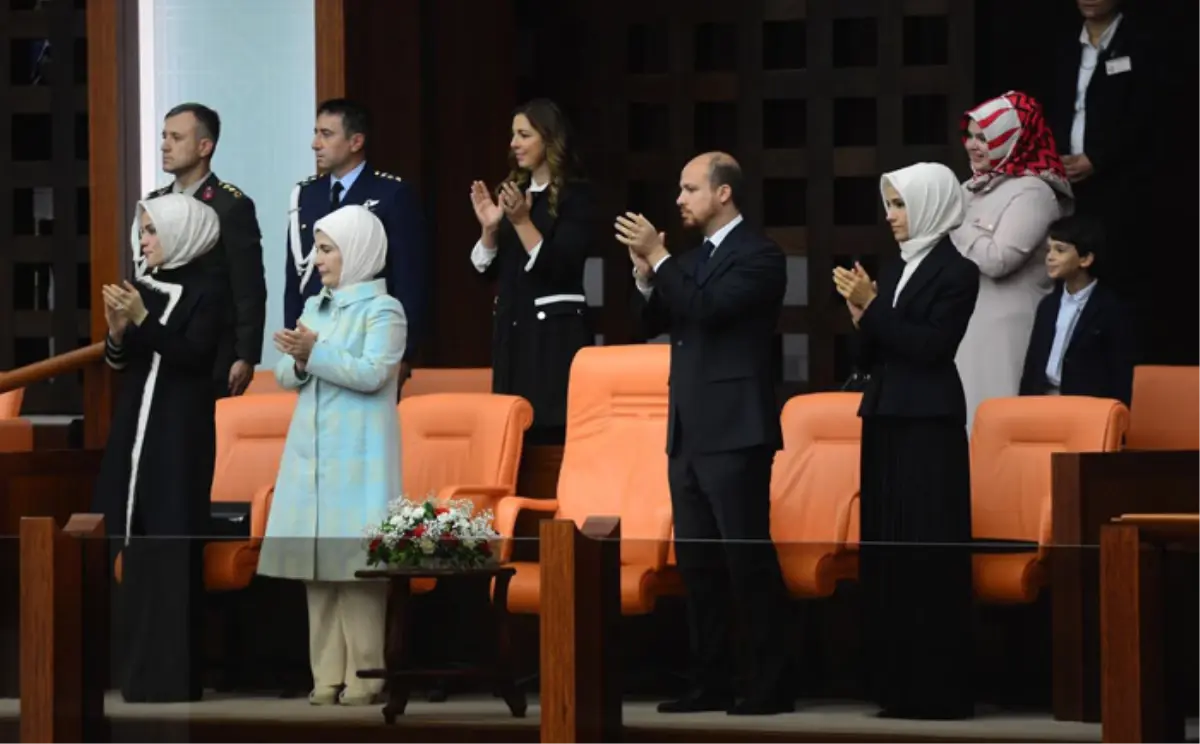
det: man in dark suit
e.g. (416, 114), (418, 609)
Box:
(1019, 215), (1137, 404)
(1045, 0), (1155, 298)
(616, 152), (792, 716)
(285, 98), (429, 387)
(148, 102), (267, 398)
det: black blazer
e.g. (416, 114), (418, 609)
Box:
(1018, 281), (1137, 405)
(855, 237), (980, 423)
(1046, 16), (1155, 209)
(485, 180), (596, 431)
(633, 220), (785, 455)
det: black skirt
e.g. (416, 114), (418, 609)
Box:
(858, 416), (974, 718)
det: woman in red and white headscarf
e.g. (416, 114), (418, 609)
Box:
(951, 90), (1073, 432)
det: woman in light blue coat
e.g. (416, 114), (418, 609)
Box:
(258, 204), (405, 706)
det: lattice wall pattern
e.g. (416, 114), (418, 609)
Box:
(1, 0), (90, 414)
(523, 0), (974, 396)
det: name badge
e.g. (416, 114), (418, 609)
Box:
(1105, 56), (1131, 75)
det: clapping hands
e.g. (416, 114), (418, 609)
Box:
(832, 262), (877, 326)
(102, 281), (148, 333)
(274, 323), (318, 364)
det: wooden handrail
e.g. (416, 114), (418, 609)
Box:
(0, 341), (105, 396)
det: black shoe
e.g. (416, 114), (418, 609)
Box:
(657, 689), (734, 713)
(727, 694), (795, 716)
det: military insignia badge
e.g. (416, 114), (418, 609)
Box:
(363, 198), (380, 211)
(202, 185), (214, 201)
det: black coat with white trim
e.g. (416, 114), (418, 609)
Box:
(93, 261), (226, 541)
(481, 179), (596, 434)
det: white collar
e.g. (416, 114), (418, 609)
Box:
(1063, 279), (1097, 303)
(1079, 13), (1122, 50)
(706, 213), (744, 247)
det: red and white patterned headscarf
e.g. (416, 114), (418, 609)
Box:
(962, 90), (1072, 201)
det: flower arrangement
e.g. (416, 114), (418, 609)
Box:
(364, 495), (500, 570)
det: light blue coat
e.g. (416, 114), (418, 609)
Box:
(257, 278), (405, 582)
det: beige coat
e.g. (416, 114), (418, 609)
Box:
(950, 176), (1065, 432)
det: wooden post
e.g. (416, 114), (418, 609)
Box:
(1100, 515), (1198, 743)
(62, 514), (108, 743)
(539, 517), (622, 743)
(85, 0), (138, 450)
(315, 0), (346, 102)
(20, 518), (83, 743)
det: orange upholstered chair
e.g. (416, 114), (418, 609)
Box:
(495, 344), (673, 615)
(0, 388), (32, 453)
(115, 392), (296, 589)
(243, 368), (290, 396)
(399, 392), (533, 514)
(401, 367), (493, 399)
(770, 392), (862, 598)
(204, 392), (297, 590)
(397, 392), (532, 595)
(1127, 365), (1199, 451)
(970, 396), (1127, 603)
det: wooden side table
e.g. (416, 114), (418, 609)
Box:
(355, 564), (525, 723)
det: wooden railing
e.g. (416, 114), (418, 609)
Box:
(0, 341), (110, 447)
(0, 342), (105, 397)
(20, 512), (624, 742)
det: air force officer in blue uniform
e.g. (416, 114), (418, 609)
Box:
(285, 99), (429, 381)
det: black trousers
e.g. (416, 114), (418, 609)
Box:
(667, 445), (789, 699)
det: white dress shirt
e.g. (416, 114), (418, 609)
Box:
(1045, 279), (1097, 387)
(892, 242), (936, 307)
(470, 178), (548, 274)
(634, 213), (744, 298)
(1070, 14), (1123, 156)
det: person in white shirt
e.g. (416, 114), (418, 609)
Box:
(1019, 214), (1137, 404)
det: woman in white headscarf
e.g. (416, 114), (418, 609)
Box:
(258, 204), (406, 706)
(93, 192), (226, 703)
(833, 162), (980, 720)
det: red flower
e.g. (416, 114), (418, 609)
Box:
(409, 525), (425, 538)
(434, 506), (449, 515)
(368, 537), (382, 552)
(201, 185), (214, 201)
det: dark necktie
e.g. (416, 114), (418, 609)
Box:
(330, 181), (344, 210)
(694, 239), (715, 282)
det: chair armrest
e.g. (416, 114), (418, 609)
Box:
(249, 484), (275, 543)
(437, 484), (513, 516)
(838, 490), (861, 549)
(495, 495), (559, 563)
(649, 505), (673, 570)
(0, 419), (33, 453)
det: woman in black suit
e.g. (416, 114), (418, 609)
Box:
(833, 162), (981, 720)
(468, 98), (595, 445)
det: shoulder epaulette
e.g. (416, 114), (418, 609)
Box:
(219, 181), (245, 199)
(374, 170), (403, 183)
(298, 174), (320, 187)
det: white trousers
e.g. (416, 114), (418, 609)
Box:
(305, 581), (387, 695)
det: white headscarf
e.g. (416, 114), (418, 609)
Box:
(880, 162), (965, 263)
(311, 205), (388, 288)
(132, 194), (220, 277)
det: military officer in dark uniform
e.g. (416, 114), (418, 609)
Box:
(143, 102), (267, 398)
(285, 98), (429, 384)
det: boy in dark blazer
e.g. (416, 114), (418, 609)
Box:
(1019, 214), (1137, 404)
